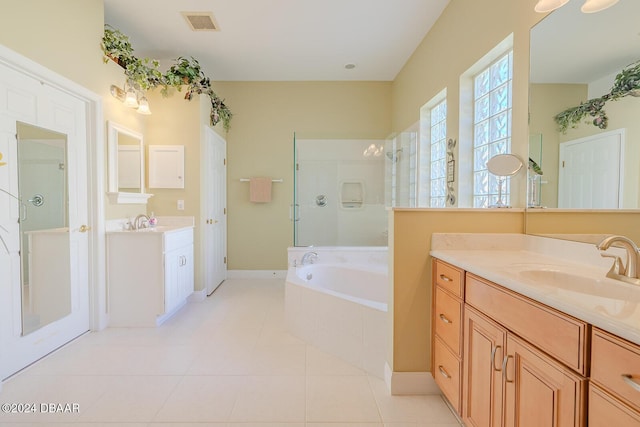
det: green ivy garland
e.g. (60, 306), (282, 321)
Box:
(101, 25), (232, 131)
(554, 60), (640, 133)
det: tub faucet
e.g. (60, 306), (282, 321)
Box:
(133, 214), (150, 230)
(300, 251), (318, 265)
(596, 235), (640, 285)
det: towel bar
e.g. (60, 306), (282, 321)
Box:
(239, 178), (283, 182)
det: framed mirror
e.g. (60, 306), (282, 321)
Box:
(106, 121), (152, 204)
(16, 122), (72, 335)
(528, 0), (640, 209)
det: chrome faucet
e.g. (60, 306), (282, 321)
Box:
(300, 251), (318, 265)
(133, 214), (150, 230)
(596, 235), (640, 285)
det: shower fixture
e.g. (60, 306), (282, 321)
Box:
(385, 148), (403, 163)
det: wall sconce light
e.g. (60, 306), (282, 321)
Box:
(535, 0), (618, 13)
(110, 82), (152, 115)
(137, 96), (151, 115)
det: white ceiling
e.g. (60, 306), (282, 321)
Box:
(103, 0), (450, 82)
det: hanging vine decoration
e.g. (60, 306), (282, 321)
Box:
(101, 25), (232, 131)
(554, 59), (640, 133)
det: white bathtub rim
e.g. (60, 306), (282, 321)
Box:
(294, 262), (388, 275)
(288, 245), (388, 251)
(286, 267), (388, 313)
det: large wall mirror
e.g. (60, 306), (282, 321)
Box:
(528, 0), (640, 210)
(106, 121), (152, 204)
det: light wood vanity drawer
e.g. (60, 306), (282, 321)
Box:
(433, 336), (461, 413)
(434, 259), (463, 298)
(465, 273), (589, 375)
(589, 383), (640, 427)
(434, 286), (462, 356)
(591, 328), (640, 410)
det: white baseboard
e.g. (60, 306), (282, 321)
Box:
(188, 289), (207, 302)
(384, 362), (442, 395)
(226, 270), (287, 279)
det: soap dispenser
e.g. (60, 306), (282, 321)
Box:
(148, 211), (157, 227)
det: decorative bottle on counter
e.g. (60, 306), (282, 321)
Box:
(148, 212), (157, 227)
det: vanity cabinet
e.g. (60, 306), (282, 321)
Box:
(503, 333), (586, 427)
(432, 258), (589, 426)
(462, 306), (506, 427)
(462, 274), (587, 427)
(107, 227), (194, 327)
(431, 259), (464, 414)
(589, 328), (640, 425)
(163, 230), (194, 315)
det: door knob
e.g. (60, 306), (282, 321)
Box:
(79, 225), (91, 233)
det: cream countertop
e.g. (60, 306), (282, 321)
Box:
(105, 216), (195, 233)
(430, 233), (640, 346)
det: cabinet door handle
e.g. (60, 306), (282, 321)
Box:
(439, 314), (452, 324)
(439, 274), (452, 282)
(438, 365), (451, 379)
(491, 345), (502, 371)
(622, 374), (640, 392)
(502, 355), (514, 383)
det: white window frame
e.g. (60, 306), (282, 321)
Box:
(458, 34), (514, 207)
(472, 50), (513, 208)
(419, 90), (447, 207)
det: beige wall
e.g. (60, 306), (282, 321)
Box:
(529, 83), (586, 208)
(392, 0), (542, 208)
(0, 0), (104, 92)
(5, 0), (640, 378)
(213, 81), (392, 270)
(144, 90), (206, 288)
(526, 210), (640, 244)
(0, 0), (149, 221)
(390, 209), (524, 372)
(387, 0), (542, 373)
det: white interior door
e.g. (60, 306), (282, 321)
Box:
(558, 130), (623, 209)
(0, 62), (90, 380)
(203, 127), (227, 295)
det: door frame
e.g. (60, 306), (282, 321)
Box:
(0, 45), (106, 370)
(200, 125), (227, 295)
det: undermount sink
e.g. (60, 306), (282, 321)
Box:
(517, 269), (640, 303)
(129, 225), (179, 232)
(132, 226), (167, 232)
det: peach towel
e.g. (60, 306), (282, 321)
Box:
(249, 177), (272, 203)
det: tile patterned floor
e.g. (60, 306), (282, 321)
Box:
(0, 279), (461, 426)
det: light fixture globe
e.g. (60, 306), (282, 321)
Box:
(534, 0), (570, 12)
(581, 0), (619, 13)
(123, 88), (139, 108)
(136, 97), (152, 115)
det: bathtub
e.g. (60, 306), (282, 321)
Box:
(285, 246), (388, 378)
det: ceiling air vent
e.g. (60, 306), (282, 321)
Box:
(181, 12), (219, 31)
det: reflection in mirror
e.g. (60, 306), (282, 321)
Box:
(529, 0), (640, 209)
(16, 122), (71, 336)
(117, 132), (141, 192)
(107, 121), (152, 204)
(487, 154), (523, 208)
